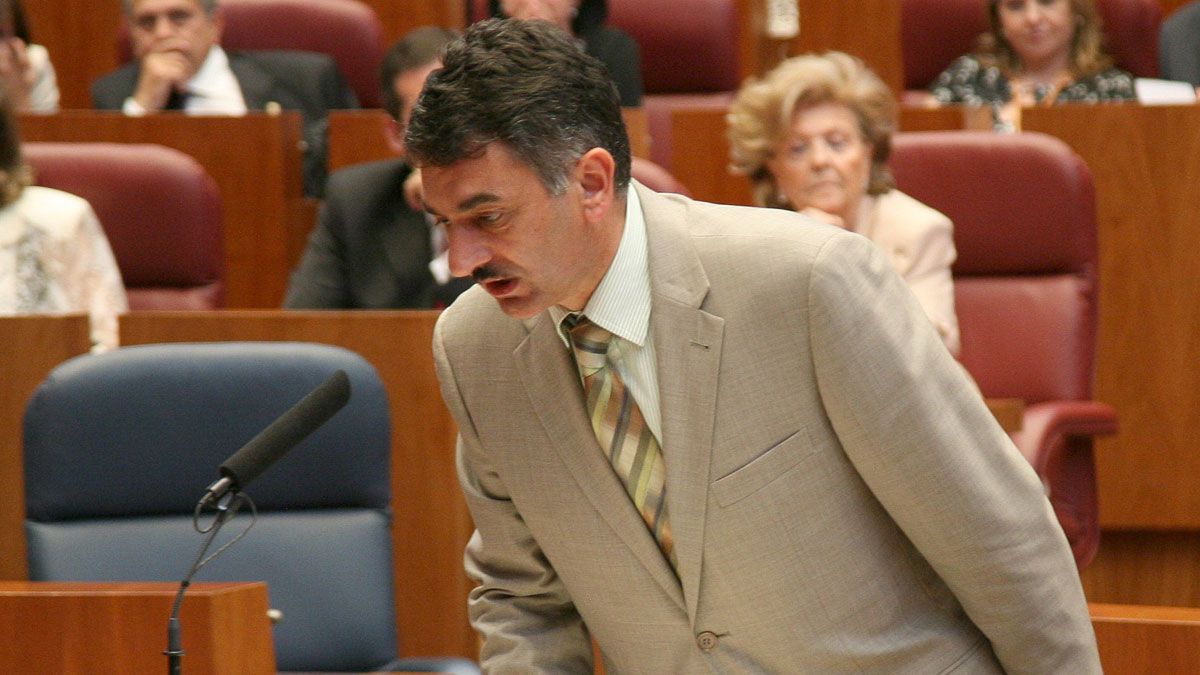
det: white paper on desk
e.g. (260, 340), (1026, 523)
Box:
(1134, 78), (1198, 105)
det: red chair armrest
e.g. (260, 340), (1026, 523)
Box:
(1013, 400), (1117, 472)
(1011, 400), (1116, 569)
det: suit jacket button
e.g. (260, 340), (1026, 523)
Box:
(696, 631), (718, 651)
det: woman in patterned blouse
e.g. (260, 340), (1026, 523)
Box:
(0, 95), (126, 350)
(928, 0), (1134, 125)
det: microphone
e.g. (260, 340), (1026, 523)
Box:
(202, 369), (351, 504)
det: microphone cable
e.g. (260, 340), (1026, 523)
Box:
(165, 491), (258, 675)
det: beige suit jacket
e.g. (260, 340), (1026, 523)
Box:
(854, 189), (959, 356)
(433, 184), (1099, 673)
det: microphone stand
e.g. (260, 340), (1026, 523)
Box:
(166, 491), (255, 675)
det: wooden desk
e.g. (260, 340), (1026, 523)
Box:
(1091, 602), (1200, 673)
(0, 315), (92, 580)
(118, 310), (476, 660)
(17, 111), (311, 309)
(0, 581), (275, 675)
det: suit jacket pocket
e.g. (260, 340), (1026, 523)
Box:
(712, 428), (814, 507)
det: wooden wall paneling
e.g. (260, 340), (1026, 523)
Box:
(362, 0), (469, 46)
(18, 111), (308, 309)
(1020, 104), (1200, 530)
(23, 0), (122, 110)
(119, 310), (476, 660)
(789, 0), (904, 93)
(0, 581), (275, 675)
(0, 315), (91, 581)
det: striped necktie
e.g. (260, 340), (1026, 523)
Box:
(565, 315), (677, 572)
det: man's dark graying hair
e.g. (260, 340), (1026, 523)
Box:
(404, 18), (630, 196)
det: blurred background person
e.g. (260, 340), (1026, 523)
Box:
(928, 0), (1134, 122)
(0, 97), (127, 350)
(729, 51), (959, 355)
(0, 0), (58, 112)
(487, 0), (642, 106)
(92, 0), (357, 196)
(284, 26), (471, 309)
(1160, 0), (1200, 88)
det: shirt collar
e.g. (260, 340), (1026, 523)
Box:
(185, 45), (230, 97)
(552, 185), (651, 347)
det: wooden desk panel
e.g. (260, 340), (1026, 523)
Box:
(0, 581), (274, 675)
(1016, 105), (1200, 529)
(669, 108), (752, 207)
(1091, 602), (1200, 673)
(119, 311), (475, 660)
(17, 111), (309, 309)
(0, 315), (91, 580)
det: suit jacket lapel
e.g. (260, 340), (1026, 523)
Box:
(638, 184), (725, 622)
(228, 54), (276, 110)
(515, 313), (685, 607)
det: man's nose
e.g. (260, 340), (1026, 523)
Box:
(447, 226), (490, 279)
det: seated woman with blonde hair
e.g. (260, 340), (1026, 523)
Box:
(929, 0), (1134, 126)
(0, 97), (127, 350)
(728, 51), (960, 355)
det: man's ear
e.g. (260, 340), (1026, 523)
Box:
(384, 117), (405, 156)
(576, 147), (616, 224)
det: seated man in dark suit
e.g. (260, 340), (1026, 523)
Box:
(92, 0), (357, 196)
(284, 26), (471, 309)
(1161, 1), (1200, 87)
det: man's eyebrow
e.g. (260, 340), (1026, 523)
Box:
(457, 193), (501, 212)
(424, 192), (502, 218)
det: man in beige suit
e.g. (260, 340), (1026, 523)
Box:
(408, 19), (1101, 674)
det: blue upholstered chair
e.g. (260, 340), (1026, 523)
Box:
(23, 341), (478, 674)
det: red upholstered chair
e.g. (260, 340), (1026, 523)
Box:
(901, 0), (1161, 99)
(630, 156), (692, 196)
(119, 0), (384, 107)
(889, 131), (1117, 569)
(219, 0), (383, 108)
(609, 0), (740, 170)
(23, 142), (224, 310)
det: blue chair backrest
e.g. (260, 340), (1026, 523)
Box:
(24, 341), (398, 672)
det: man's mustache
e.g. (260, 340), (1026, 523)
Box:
(471, 265), (503, 283)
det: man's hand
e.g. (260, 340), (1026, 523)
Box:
(132, 39), (194, 111)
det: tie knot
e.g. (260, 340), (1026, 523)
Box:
(564, 315), (612, 372)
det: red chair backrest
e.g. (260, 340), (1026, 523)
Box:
(902, 0), (1161, 91)
(608, 0), (740, 94)
(890, 131), (1098, 404)
(118, 0), (383, 107)
(22, 142), (225, 310)
(469, 0), (741, 94)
